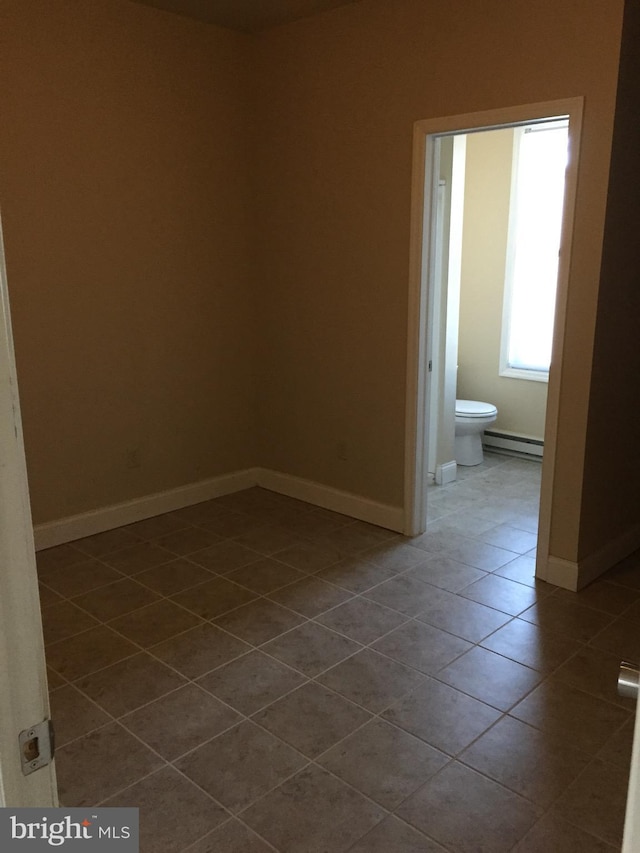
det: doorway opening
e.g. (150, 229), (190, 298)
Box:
(404, 99), (584, 585)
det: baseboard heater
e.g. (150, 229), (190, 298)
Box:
(483, 430), (544, 459)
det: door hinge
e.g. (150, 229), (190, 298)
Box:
(19, 719), (55, 776)
(428, 360), (433, 372)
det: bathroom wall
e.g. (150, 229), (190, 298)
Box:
(457, 128), (549, 441)
(0, 0), (255, 523)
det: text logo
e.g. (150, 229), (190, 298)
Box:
(0, 809), (138, 851)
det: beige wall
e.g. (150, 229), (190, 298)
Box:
(580, 0), (640, 560)
(255, 0), (624, 559)
(0, 0), (630, 571)
(0, 0), (255, 523)
(457, 128), (548, 440)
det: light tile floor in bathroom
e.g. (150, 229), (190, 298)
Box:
(38, 454), (639, 852)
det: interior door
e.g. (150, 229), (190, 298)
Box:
(622, 677), (640, 849)
(0, 212), (57, 806)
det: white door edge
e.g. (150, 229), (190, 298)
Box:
(623, 689), (640, 850)
(403, 97), (584, 558)
(0, 210), (57, 806)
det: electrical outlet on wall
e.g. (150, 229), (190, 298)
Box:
(125, 446), (142, 470)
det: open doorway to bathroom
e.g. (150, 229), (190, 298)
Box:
(404, 99), (584, 586)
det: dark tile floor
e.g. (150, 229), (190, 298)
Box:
(38, 456), (637, 851)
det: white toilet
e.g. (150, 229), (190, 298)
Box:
(455, 399), (498, 466)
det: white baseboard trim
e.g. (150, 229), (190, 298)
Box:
(33, 468), (257, 551)
(543, 556), (580, 591)
(255, 468), (404, 533)
(34, 467), (404, 550)
(576, 522), (640, 589)
(542, 521), (640, 591)
(435, 460), (457, 486)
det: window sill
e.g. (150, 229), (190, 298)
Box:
(500, 366), (549, 383)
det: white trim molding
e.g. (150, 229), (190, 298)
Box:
(404, 98), (584, 553)
(543, 556), (581, 591)
(435, 461), (457, 486)
(34, 468), (404, 551)
(0, 209), (58, 806)
(541, 521), (640, 590)
(255, 469), (404, 532)
(34, 469), (257, 550)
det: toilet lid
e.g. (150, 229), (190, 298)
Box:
(455, 399), (498, 418)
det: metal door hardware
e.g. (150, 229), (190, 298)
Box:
(19, 719), (55, 776)
(618, 661), (639, 700)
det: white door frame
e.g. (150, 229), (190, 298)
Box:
(0, 211), (57, 806)
(426, 135), (467, 488)
(624, 703), (640, 850)
(403, 100), (640, 850)
(403, 98), (584, 584)
(426, 177), (445, 479)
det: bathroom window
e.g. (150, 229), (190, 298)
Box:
(500, 119), (569, 382)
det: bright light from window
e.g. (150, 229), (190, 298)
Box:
(504, 121), (568, 375)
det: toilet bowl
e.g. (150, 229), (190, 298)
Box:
(455, 399), (498, 466)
